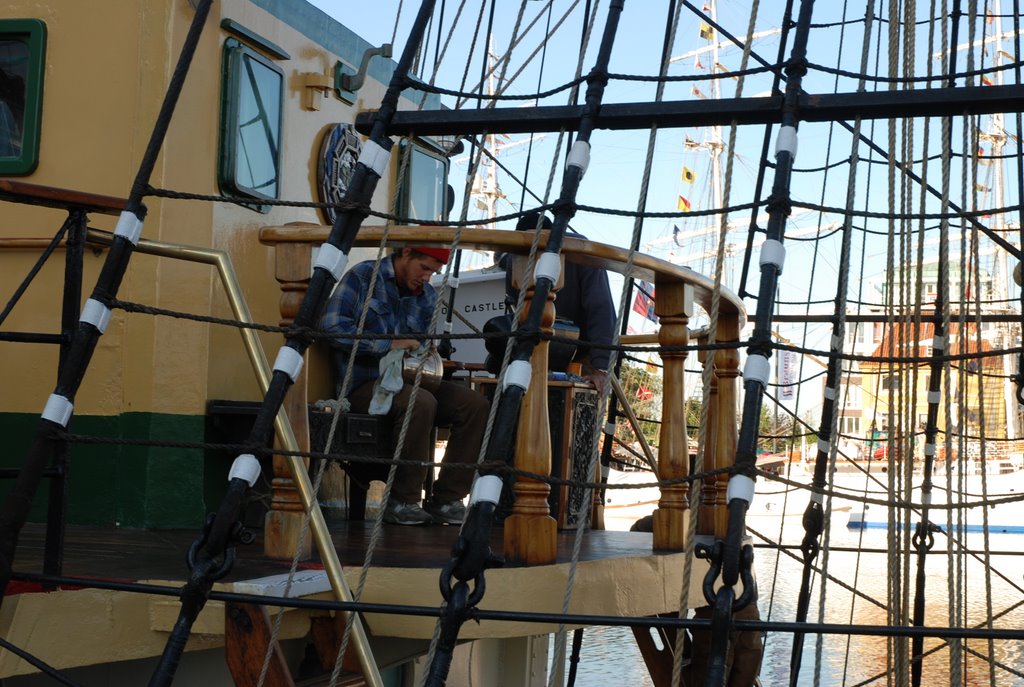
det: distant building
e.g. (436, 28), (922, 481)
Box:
(835, 260), (1017, 460)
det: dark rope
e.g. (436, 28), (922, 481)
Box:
(429, 3), (629, 682)
(0, 0), (215, 622)
(0, 216), (72, 328)
(705, 2), (816, 683)
(155, 0), (440, 684)
(0, 636), (83, 687)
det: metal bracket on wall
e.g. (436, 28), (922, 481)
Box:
(335, 43), (394, 98)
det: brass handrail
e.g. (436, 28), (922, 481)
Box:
(85, 229), (384, 687)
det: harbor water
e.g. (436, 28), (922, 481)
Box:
(555, 515), (1024, 686)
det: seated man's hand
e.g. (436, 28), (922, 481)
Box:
(584, 369), (609, 393)
(391, 338), (420, 351)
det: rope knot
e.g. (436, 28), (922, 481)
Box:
(765, 191), (793, 217)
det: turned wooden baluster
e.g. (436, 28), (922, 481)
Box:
(698, 312), (741, 539)
(504, 254), (561, 565)
(264, 240), (313, 560)
(696, 332), (720, 537)
(652, 280), (693, 551)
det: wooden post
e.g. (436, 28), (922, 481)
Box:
(224, 602), (295, 687)
(699, 313), (741, 539)
(695, 332), (720, 537)
(503, 254), (560, 565)
(264, 240), (313, 560)
(652, 280), (692, 551)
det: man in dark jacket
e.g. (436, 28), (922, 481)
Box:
(504, 212), (617, 390)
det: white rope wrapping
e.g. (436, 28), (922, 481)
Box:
(312, 244), (348, 281)
(823, 386), (837, 400)
(42, 394), (73, 427)
(469, 474), (503, 505)
(928, 390), (940, 404)
(80, 298), (112, 333)
(817, 439), (831, 454)
(726, 474), (756, 505)
(932, 334), (946, 351)
(273, 346), (305, 382)
(565, 140), (591, 175)
(228, 454), (261, 486)
(742, 354), (771, 385)
(759, 238), (786, 273)
(604, 421), (615, 435)
(447, 275), (460, 288)
(534, 253), (562, 285)
(358, 139), (391, 177)
(810, 491), (824, 505)
(443, 320), (453, 333)
(502, 359), (532, 391)
(113, 210), (143, 245)
(924, 443), (936, 457)
(774, 124), (798, 160)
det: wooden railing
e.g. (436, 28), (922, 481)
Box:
(258, 222), (746, 561)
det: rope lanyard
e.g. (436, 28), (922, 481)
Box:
(698, 2), (816, 686)
(788, 1), (877, 683)
(158, 3), (440, 686)
(0, 0), (215, 625)
(425, 3), (626, 685)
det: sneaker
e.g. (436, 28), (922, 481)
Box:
(382, 500), (432, 526)
(424, 498), (467, 525)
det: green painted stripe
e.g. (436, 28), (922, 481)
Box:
(0, 411), (271, 529)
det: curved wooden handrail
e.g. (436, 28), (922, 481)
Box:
(258, 223), (746, 326)
(259, 222), (747, 556)
(0, 180), (130, 216)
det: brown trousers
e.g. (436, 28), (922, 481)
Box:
(348, 379), (488, 504)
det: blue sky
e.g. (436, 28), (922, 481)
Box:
(302, 1), (1024, 427)
(307, 1), (1021, 335)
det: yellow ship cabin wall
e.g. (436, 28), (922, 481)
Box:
(0, 0), (440, 527)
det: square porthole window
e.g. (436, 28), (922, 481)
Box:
(397, 140), (449, 222)
(0, 19), (46, 175)
(219, 38), (283, 209)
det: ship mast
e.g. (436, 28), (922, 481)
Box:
(931, 2), (1021, 442)
(459, 40), (507, 270)
(708, 1), (724, 215)
(664, 8), (781, 284)
(987, 7), (1020, 440)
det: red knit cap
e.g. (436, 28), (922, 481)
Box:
(412, 247), (451, 264)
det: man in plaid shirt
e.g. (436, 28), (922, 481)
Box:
(321, 246), (488, 525)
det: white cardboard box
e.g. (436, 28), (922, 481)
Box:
(431, 267), (507, 366)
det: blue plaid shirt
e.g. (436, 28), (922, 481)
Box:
(321, 255), (438, 394)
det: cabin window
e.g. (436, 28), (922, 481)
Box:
(0, 19), (45, 175)
(218, 38), (283, 209)
(397, 140), (449, 221)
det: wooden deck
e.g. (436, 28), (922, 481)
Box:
(5, 519), (704, 647)
(12, 520), (659, 582)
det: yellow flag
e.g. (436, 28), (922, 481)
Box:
(677, 196), (692, 212)
(699, 22), (714, 40)
(682, 167), (696, 183)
